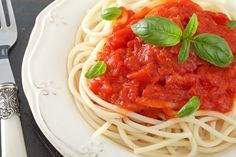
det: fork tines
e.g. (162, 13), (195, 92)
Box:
(0, 0), (17, 47)
(0, 0), (16, 29)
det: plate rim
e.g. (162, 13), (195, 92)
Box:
(22, 0), (72, 156)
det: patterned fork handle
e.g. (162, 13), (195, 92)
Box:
(0, 83), (20, 119)
(0, 83), (27, 157)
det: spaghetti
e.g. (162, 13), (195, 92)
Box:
(68, 0), (236, 156)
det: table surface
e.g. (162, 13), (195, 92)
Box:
(5, 0), (63, 156)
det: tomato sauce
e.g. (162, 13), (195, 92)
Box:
(89, 0), (236, 119)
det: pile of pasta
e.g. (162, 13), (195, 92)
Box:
(68, 0), (236, 156)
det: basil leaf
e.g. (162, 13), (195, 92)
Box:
(178, 39), (191, 64)
(177, 96), (200, 118)
(101, 7), (122, 21)
(131, 16), (182, 46)
(227, 20), (236, 28)
(192, 33), (233, 67)
(85, 61), (107, 79)
(183, 14), (198, 39)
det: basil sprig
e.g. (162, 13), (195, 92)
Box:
(227, 20), (236, 28)
(101, 7), (122, 21)
(131, 16), (182, 46)
(178, 14), (198, 63)
(131, 13), (233, 67)
(192, 34), (234, 67)
(85, 61), (107, 79)
(177, 96), (200, 118)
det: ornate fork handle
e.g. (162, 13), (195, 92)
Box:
(0, 83), (27, 157)
(0, 83), (20, 119)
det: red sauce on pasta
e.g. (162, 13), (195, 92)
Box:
(89, 0), (236, 119)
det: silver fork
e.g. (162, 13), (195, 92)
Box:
(0, 0), (27, 157)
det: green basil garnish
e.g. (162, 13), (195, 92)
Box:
(192, 33), (233, 67)
(183, 14), (198, 39)
(227, 20), (236, 28)
(85, 61), (107, 79)
(101, 7), (122, 21)
(178, 39), (191, 64)
(177, 96), (200, 118)
(130, 14), (234, 68)
(131, 16), (182, 46)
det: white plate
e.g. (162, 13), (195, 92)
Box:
(22, 0), (236, 157)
